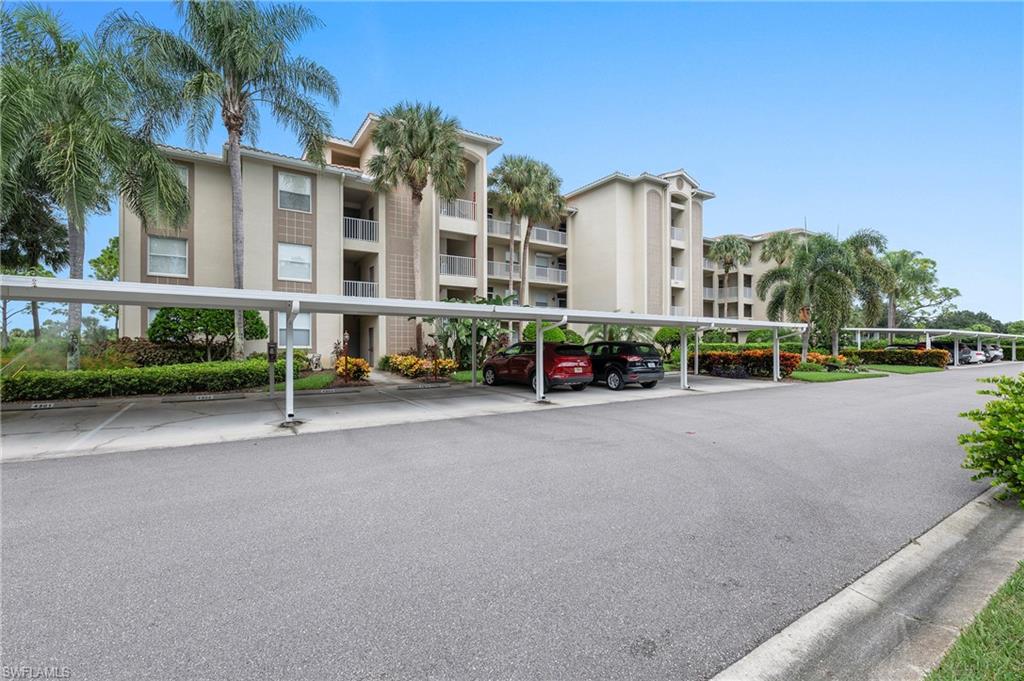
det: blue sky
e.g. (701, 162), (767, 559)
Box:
(28, 1), (1024, 323)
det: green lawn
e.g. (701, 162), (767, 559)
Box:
(926, 562), (1024, 680)
(451, 369), (483, 383)
(291, 373), (336, 391)
(790, 370), (887, 383)
(862, 364), (944, 374)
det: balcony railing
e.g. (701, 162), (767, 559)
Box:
(743, 286), (753, 299)
(671, 305), (686, 316)
(487, 218), (519, 238)
(532, 226), (567, 246)
(703, 287), (715, 299)
(671, 266), (686, 282)
(487, 260), (520, 278)
(703, 258), (717, 270)
(343, 216), (379, 242)
(720, 286), (739, 298)
(440, 198), (476, 221)
(529, 265), (568, 284)
(439, 254), (476, 278)
(343, 280), (378, 298)
(671, 227), (686, 242)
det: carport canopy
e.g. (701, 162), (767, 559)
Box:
(844, 327), (1024, 365)
(2, 275), (807, 420)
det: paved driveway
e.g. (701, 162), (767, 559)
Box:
(1, 364), (1018, 680)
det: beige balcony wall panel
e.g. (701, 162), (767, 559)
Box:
(385, 185), (417, 354)
(645, 189), (664, 315)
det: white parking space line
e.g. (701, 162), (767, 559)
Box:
(64, 402), (135, 452)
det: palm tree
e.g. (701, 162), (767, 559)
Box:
(368, 102), (465, 353)
(760, 230), (796, 267)
(842, 229), (891, 353)
(102, 0), (340, 358)
(2, 5), (190, 368)
(756, 234), (857, 360)
(882, 250), (935, 338)
(585, 322), (654, 343)
(488, 155), (534, 303)
(708, 234), (752, 293)
(518, 162), (564, 309)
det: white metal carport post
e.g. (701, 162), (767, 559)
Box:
(471, 319), (478, 387)
(855, 330), (861, 349)
(772, 328), (780, 382)
(680, 324), (689, 389)
(284, 301), (299, 423)
(1013, 339), (1017, 362)
(954, 337), (960, 366)
(925, 333), (931, 349)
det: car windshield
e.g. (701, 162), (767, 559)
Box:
(555, 345), (586, 356)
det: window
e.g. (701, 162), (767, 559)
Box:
(147, 236), (187, 277)
(278, 312), (312, 348)
(175, 164), (189, 187)
(278, 172), (312, 212)
(278, 243), (312, 282)
(147, 308), (161, 329)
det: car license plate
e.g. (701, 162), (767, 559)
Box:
(574, 367), (583, 373)
(647, 362), (657, 368)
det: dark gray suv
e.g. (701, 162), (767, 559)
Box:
(583, 341), (664, 390)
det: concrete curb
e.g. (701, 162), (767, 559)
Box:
(713, 486), (1024, 681)
(2, 400), (99, 412)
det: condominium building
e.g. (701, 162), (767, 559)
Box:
(119, 111), (794, 362)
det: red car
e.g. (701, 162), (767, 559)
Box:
(482, 342), (593, 391)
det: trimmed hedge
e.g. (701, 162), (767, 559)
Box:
(843, 348), (949, 367)
(1, 359), (296, 402)
(696, 350), (802, 378)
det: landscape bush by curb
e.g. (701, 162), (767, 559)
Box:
(381, 354), (458, 379)
(959, 374), (1024, 507)
(0, 359), (296, 402)
(844, 348), (949, 367)
(669, 348), (801, 377)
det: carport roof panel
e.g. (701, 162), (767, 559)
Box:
(845, 327), (1024, 340)
(1, 276), (805, 332)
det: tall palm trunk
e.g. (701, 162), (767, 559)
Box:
(832, 329), (840, 356)
(227, 127), (245, 359)
(66, 216), (84, 369)
(31, 302), (41, 341)
(410, 187), (424, 354)
(518, 219), (534, 311)
(887, 294), (897, 343)
(507, 214), (517, 304)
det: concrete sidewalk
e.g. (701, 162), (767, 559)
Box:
(0, 373), (787, 462)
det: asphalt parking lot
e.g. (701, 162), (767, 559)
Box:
(1, 363), (1019, 679)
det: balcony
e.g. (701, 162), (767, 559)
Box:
(529, 265), (568, 285)
(487, 218), (519, 239)
(440, 198), (476, 221)
(671, 227), (686, 243)
(743, 286), (753, 299)
(703, 287), (715, 299)
(719, 286), (739, 298)
(703, 258), (716, 270)
(671, 266), (686, 283)
(487, 260), (521, 278)
(439, 254), (476, 278)
(532, 226), (567, 246)
(343, 217), (379, 243)
(671, 305), (686, 316)
(343, 280), (378, 298)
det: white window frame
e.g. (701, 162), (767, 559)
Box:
(278, 312), (312, 349)
(147, 235), (188, 278)
(277, 171), (312, 214)
(277, 242), (313, 283)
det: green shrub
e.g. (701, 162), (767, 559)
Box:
(562, 328), (584, 344)
(668, 349), (801, 378)
(844, 348), (949, 367)
(377, 355), (392, 371)
(95, 338), (207, 366)
(959, 374), (1024, 506)
(0, 359), (297, 402)
(701, 328), (731, 343)
(148, 308), (268, 361)
(744, 329), (775, 343)
(796, 361), (825, 372)
(522, 321), (566, 343)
